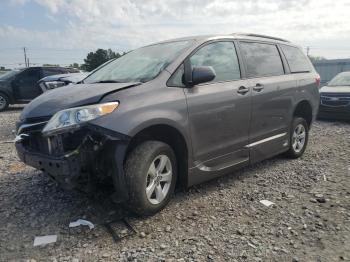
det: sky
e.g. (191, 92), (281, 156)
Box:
(1, 0), (350, 68)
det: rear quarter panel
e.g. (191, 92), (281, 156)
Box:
(294, 73), (320, 123)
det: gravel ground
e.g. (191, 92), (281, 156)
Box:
(0, 106), (349, 262)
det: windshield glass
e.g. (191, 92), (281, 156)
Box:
(0, 69), (23, 80)
(84, 40), (192, 84)
(328, 72), (350, 86)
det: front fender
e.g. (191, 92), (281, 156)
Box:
(90, 82), (191, 153)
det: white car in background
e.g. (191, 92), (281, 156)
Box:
(38, 72), (88, 92)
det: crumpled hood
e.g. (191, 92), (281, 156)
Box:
(20, 82), (140, 120)
(320, 85), (350, 94)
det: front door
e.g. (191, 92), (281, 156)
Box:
(238, 41), (296, 162)
(184, 41), (251, 172)
(12, 68), (42, 100)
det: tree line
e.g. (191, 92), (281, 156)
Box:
(70, 48), (125, 71)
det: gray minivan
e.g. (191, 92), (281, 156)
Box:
(15, 33), (320, 215)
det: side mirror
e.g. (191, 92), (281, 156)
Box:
(191, 66), (216, 86)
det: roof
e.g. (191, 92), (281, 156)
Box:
(155, 33), (295, 46)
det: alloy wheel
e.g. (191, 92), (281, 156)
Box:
(145, 154), (172, 205)
(292, 123), (306, 153)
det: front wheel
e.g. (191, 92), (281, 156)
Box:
(285, 117), (309, 158)
(0, 93), (9, 112)
(124, 141), (177, 216)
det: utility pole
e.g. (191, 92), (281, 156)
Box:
(23, 47), (28, 67)
(306, 46), (310, 57)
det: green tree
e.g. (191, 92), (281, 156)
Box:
(69, 63), (81, 69)
(82, 48), (122, 71)
(309, 55), (327, 63)
(43, 63), (60, 67)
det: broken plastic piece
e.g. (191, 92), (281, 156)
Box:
(260, 199), (275, 207)
(33, 235), (57, 246)
(104, 218), (137, 243)
(69, 219), (95, 229)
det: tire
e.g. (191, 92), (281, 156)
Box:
(0, 93), (9, 112)
(285, 117), (309, 158)
(124, 141), (177, 216)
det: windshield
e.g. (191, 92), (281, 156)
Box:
(0, 69), (23, 80)
(328, 73), (350, 86)
(84, 40), (192, 84)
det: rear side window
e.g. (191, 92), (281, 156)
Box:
(280, 45), (311, 73)
(189, 41), (241, 82)
(240, 42), (284, 77)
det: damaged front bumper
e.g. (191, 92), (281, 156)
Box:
(16, 142), (81, 187)
(15, 120), (130, 200)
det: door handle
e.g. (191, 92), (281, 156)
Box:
(253, 83), (264, 92)
(237, 86), (249, 95)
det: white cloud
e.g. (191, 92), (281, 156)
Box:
(2, 0), (350, 66)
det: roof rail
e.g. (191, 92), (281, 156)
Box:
(232, 33), (290, 43)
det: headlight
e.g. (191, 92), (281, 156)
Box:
(45, 81), (67, 90)
(42, 102), (119, 135)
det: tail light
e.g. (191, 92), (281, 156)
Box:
(315, 74), (321, 88)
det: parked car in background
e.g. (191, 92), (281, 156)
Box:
(318, 71), (350, 120)
(15, 33), (320, 216)
(0, 66), (79, 111)
(38, 72), (88, 92)
(38, 59), (116, 93)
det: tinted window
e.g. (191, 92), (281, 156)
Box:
(18, 68), (41, 82)
(240, 42), (284, 77)
(0, 69), (23, 80)
(190, 42), (241, 82)
(280, 45), (311, 73)
(42, 68), (64, 77)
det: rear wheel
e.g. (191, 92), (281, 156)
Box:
(286, 117), (309, 158)
(0, 93), (9, 112)
(124, 141), (177, 216)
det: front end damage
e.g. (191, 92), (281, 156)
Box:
(15, 120), (130, 201)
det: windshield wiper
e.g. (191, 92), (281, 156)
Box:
(91, 80), (123, 83)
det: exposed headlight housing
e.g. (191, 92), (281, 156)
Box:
(45, 81), (67, 90)
(42, 102), (119, 136)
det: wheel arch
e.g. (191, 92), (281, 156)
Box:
(0, 90), (13, 104)
(292, 100), (313, 127)
(125, 123), (189, 189)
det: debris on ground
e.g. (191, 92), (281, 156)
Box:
(69, 219), (95, 229)
(259, 199), (275, 207)
(33, 235), (57, 247)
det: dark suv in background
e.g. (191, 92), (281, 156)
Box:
(0, 66), (79, 111)
(15, 34), (320, 215)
